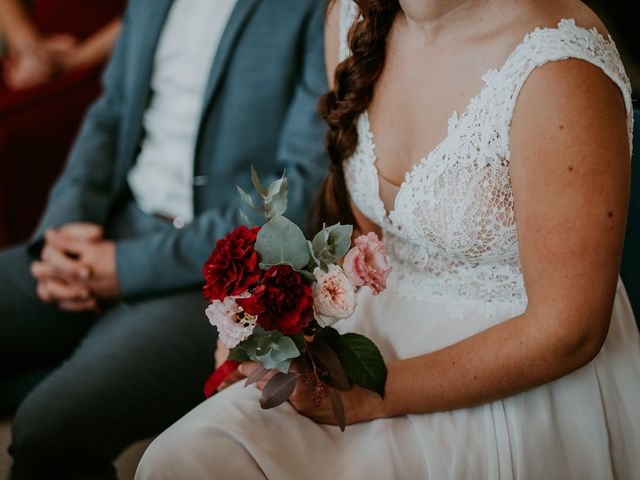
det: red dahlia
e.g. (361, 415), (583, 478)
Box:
(203, 225), (262, 301)
(237, 265), (314, 336)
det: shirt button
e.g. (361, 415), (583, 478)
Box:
(193, 175), (208, 186)
(172, 217), (187, 229)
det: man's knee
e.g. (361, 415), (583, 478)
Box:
(10, 391), (78, 474)
(10, 382), (116, 479)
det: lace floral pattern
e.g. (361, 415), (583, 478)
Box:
(339, 2), (634, 318)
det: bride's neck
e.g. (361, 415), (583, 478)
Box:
(397, 0), (504, 46)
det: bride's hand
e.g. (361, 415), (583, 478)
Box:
(214, 340), (246, 392)
(285, 381), (387, 426)
(239, 362), (387, 425)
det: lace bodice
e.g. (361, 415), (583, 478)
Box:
(339, 2), (634, 318)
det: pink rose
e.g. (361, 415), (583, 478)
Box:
(206, 292), (257, 349)
(312, 265), (357, 327)
(343, 232), (392, 295)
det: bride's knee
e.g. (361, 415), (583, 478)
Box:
(136, 421), (263, 480)
(136, 431), (181, 480)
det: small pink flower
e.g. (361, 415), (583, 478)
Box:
(206, 292), (257, 349)
(312, 265), (357, 327)
(343, 232), (392, 295)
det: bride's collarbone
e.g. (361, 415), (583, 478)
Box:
(367, 67), (485, 184)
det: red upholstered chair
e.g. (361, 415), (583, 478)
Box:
(0, 0), (126, 246)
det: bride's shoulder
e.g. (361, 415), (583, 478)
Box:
(509, 0), (609, 40)
(496, 0), (631, 118)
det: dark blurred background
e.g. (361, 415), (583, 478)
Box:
(585, 0), (640, 95)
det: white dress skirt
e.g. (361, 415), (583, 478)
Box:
(136, 6), (640, 479)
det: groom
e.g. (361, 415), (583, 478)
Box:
(0, 0), (327, 478)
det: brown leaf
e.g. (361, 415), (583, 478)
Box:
(329, 388), (346, 432)
(244, 365), (273, 387)
(259, 372), (300, 409)
(310, 338), (351, 391)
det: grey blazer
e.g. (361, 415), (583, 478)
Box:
(33, 0), (328, 298)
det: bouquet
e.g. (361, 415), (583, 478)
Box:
(202, 168), (392, 430)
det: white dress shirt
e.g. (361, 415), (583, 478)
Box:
(128, 0), (237, 226)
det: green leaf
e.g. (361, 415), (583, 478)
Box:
(333, 333), (387, 398)
(254, 356), (294, 373)
(296, 267), (316, 283)
(236, 185), (256, 210)
(267, 170), (286, 197)
(264, 175), (288, 219)
(238, 209), (254, 227)
(255, 215), (310, 270)
(311, 223), (353, 270)
(228, 347), (251, 362)
(269, 336), (300, 362)
(229, 326), (266, 361)
(247, 330), (301, 373)
(260, 372), (300, 409)
(308, 240), (320, 268)
(256, 329), (283, 353)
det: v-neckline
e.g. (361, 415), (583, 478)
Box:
(362, 19), (586, 222)
(363, 67), (495, 221)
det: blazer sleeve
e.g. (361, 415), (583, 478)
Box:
(30, 6), (131, 243)
(115, 3), (328, 298)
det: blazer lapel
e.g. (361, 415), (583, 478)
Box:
(200, 0), (261, 114)
(134, 0), (174, 95)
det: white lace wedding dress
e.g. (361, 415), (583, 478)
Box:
(136, 3), (640, 478)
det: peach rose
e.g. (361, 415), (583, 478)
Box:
(312, 265), (357, 327)
(343, 232), (391, 295)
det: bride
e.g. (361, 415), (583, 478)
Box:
(137, 0), (640, 477)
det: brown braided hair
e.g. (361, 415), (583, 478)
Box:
(310, 0), (400, 232)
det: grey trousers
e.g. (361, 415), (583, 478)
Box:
(0, 203), (217, 480)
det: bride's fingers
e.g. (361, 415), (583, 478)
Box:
(217, 370), (245, 391)
(254, 370), (286, 391)
(237, 361), (260, 378)
(214, 340), (229, 367)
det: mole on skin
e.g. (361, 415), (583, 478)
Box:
(607, 211), (614, 218)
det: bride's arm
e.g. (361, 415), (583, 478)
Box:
(350, 59), (629, 422)
(277, 2), (629, 425)
(282, 5), (630, 422)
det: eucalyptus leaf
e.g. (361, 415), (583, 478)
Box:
(311, 223), (353, 270)
(254, 355), (293, 373)
(269, 336), (300, 362)
(264, 175), (288, 219)
(248, 331), (301, 372)
(308, 240), (321, 267)
(256, 330), (283, 354)
(267, 171), (286, 196)
(227, 347), (251, 362)
(255, 215), (310, 270)
(230, 327), (265, 361)
(236, 185), (256, 210)
(251, 165), (268, 197)
(238, 209), (253, 227)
